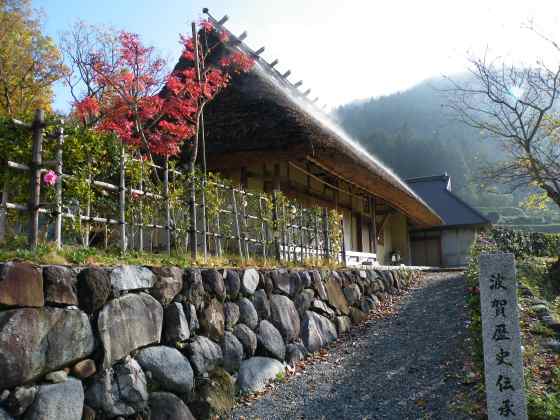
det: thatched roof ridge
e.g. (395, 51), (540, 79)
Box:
(196, 11), (442, 227)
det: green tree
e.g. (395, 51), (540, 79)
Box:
(0, 0), (67, 118)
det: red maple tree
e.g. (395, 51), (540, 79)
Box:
(74, 21), (254, 158)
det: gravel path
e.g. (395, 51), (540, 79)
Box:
(230, 272), (471, 420)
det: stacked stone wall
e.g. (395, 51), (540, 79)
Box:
(0, 262), (420, 419)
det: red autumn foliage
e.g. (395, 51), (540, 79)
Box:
(74, 96), (100, 121)
(74, 21), (254, 157)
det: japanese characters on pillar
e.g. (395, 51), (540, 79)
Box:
(479, 253), (528, 420)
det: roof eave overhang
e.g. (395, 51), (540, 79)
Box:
(310, 151), (443, 228)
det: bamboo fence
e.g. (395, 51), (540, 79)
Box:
(0, 111), (339, 263)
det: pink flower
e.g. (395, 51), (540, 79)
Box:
(43, 170), (57, 187)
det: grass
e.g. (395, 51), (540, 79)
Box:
(0, 236), (344, 269)
(459, 249), (560, 419)
(517, 258), (560, 419)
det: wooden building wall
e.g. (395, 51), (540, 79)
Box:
(213, 160), (413, 265)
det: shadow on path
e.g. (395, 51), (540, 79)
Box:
(231, 273), (470, 420)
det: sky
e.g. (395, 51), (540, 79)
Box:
(34, 0), (560, 113)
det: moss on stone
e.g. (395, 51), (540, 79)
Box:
(189, 367), (235, 419)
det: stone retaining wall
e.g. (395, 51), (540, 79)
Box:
(0, 262), (420, 420)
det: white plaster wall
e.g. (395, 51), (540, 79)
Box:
(441, 228), (476, 266)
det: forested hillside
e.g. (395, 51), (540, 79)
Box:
(334, 77), (502, 207)
(334, 77), (560, 229)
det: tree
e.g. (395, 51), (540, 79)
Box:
(59, 20), (120, 106)
(446, 29), (560, 210)
(0, 0), (66, 118)
(71, 20), (254, 160)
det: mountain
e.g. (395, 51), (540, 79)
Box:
(333, 76), (506, 207)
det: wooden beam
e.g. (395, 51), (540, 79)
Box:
(289, 161), (367, 204)
(207, 148), (307, 171)
(376, 213), (391, 240)
(307, 155), (374, 199)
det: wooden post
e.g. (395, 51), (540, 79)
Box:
(192, 21), (207, 261)
(216, 211), (223, 257)
(271, 164), (281, 261)
(283, 202), (289, 261)
(0, 181), (7, 244)
(231, 187), (243, 259)
(200, 133), (208, 261)
(84, 159), (92, 248)
(286, 204), (292, 262)
(299, 205), (305, 263)
(189, 165), (197, 259)
(370, 196), (377, 254)
(151, 213), (155, 253)
(29, 109), (44, 249)
(54, 122), (64, 249)
(271, 191), (281, 261)
(314, 209), (319, 263)
(240, 191), (249, 258)
(340, 217), (347, 266)
(138, 160), (144, 252)
(119, 143), (127, 253)
(164, 157), (171, 255)
(322, 207), (330, 260)
(215, 186), (223, 256)
(258, 195), (267, 260)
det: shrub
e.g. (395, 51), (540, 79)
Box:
(488, 227), (560, 258)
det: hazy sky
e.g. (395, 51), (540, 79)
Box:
(35, 0), (560, 112)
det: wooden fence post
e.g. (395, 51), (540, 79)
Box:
(282, 201), (288, 261)
(322, 207), (330, 260)
(271, 190), (281, 261)
(189, 166), (197, 259)
(0, 182), (7, 244)
(231, 187), (243, 259)
(54, 122), (64, 249)
(201, 183), (208, 261)
(258, 195), (267, 260)
(216, 203), (223, 257)
(288, 205), (295, 263)
(240, 191), (249, 258)
(119, 143), (127, 253)
(191, 21), (209, 261)
(299, 205), (305, 263)
(340, 217), (347, 266)
(29, 109), (44, 249)
(164, 157), (171, 255)
(138, 160), (144, 252)
(84, 159), (92, 248)
(271, 163), (282, 262)
(314, 209), (319, 263)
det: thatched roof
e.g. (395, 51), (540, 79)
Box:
(186, 11), (443, 228)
